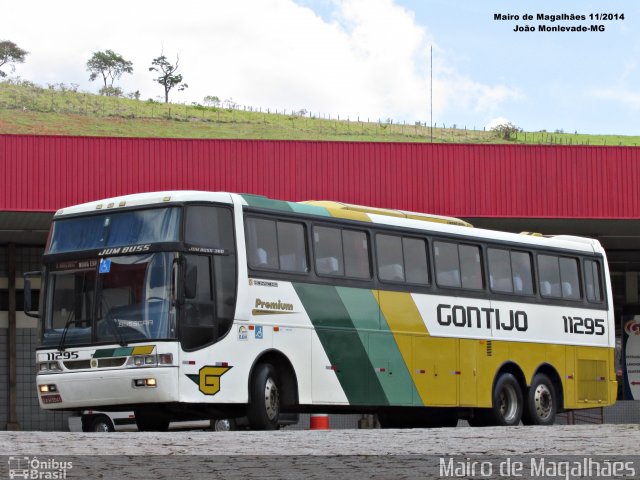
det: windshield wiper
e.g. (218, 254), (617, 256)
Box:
(57, 310), (77, 351)
(100, 296), (128, 347)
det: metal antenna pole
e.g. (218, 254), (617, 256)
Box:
(430, 44), (433, 142)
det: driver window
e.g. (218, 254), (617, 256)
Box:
(181, 255), (215, 350)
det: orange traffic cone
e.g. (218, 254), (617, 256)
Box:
(309, 413), (330, 430)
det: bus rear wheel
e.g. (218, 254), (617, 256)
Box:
(491, 373), (523, 426)
(522, 373), (556, 425)
(247, 363), (280, 430)
(470, 373), (523, 427)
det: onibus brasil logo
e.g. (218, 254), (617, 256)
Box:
(8, 456), (72, 479)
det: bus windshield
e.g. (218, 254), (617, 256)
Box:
(42, 253), (177, 347)
(47, 207), (181, 254)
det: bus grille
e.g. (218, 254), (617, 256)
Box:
(63, 360), (91, 370)
(63, 357), (127, 370)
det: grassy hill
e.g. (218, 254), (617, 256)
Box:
(1, 79), (638, 146)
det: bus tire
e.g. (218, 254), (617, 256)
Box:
(522, 373), (556, 425)
(90, 415), (115, 432)
(134, 410), (170, 432)
(247, 363), (280, 430)
(489, 373), (523, 426)
(211, 418), (237, 432)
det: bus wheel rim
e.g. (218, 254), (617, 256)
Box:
(534, 384), (552, 419)
(499, 384), (518, 422)
(264, 377), (279, 421)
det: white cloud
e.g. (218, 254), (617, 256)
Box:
(4, 0), (521, 123)
(593, 87), (640, 109)
(485, 117), (512, 130)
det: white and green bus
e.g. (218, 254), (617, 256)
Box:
(30, 191), (617, 430)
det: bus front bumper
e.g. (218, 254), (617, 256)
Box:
(36, 367), (179, 410)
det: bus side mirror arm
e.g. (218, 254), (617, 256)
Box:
(24, 271), (41, 318)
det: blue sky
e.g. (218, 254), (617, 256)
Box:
(4, 0), (640, 135)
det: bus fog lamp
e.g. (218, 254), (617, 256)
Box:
(132, 378), (157, 388)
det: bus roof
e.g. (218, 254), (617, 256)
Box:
(54, 190), (603, 255)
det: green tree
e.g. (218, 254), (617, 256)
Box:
(86, 50), (133, 95)
(149, 53), (188, 103)
(491, 122), (520, 140)
(0, 40), (28, 77)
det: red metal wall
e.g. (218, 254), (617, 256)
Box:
(1, 134), (639, 218)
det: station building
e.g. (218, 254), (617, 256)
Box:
(1, 133), (639, 430)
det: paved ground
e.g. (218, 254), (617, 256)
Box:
(2, 425), (640, 479)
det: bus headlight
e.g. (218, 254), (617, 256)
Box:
(128, 355), (158, 367)
(38, 362), (62, 373)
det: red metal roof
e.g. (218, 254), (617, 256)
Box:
(1, 134), (639, 218)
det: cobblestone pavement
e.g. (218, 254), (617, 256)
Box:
(2, 425), (640, 479)
(2, 424), (640, 456)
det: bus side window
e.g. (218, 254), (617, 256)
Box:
(559, 257), (581, 300)
(434, 241), (461, 288)
(403, 237), (429, 285)
(277, 221), (308, 273)
(377, 234), (405, 282)
(459, 244), (483, 290)
(488, 248), (513, 293)
(511, 251), (534, 295)
(314, 226), (345, 276)
(246, 218), (278, 269)
(584, 259), (603, 302)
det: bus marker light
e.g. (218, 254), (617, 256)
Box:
(416, 369), (426, 374)
(182, 360), (196, 365)
(566, 375), (574, 380)
(215, 362), (229, 367)
(273, 326), (280, 332)
(159, 354), (174, 365)
(249, 325), (255, 330)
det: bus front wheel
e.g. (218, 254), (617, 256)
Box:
(522, 373), (556, 425)
(247, 363), (280, 430)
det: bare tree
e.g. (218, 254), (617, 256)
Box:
(149, 52), (188, 103)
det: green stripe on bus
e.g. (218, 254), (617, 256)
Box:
(93, 347), (133, 358)
(337, 287), (419, 406)
(240, 194), (294, 212)
(290, 203), (331, 217)
(293, 283), (388, 406)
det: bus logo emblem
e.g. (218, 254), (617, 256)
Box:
(187, 366), (232, 396)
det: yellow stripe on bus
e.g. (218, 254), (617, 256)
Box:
(376, 290), (430, 405)
(132, 345), (155, 355)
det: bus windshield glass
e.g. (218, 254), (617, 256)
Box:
(47, 207), (181, 254)
(42, 253), (177, 347)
